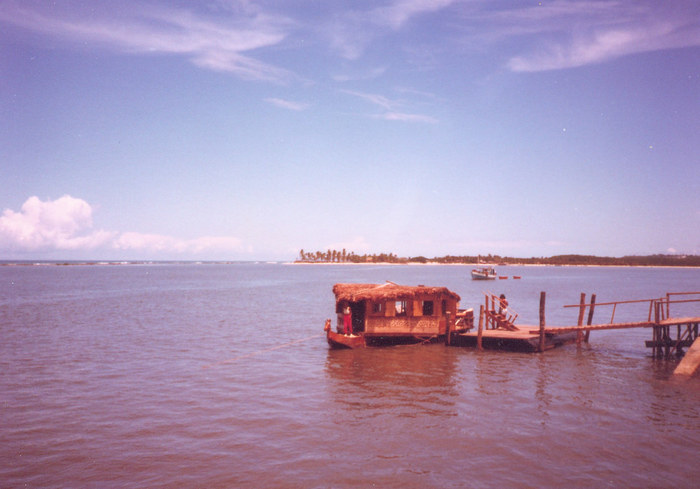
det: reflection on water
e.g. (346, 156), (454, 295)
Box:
(325, 346), (460, 420)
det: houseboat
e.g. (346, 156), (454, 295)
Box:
(471, 267), (497, 280)
(325, 282), (465, 348)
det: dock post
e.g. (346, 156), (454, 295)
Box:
(477, 305), (484, 351)
(484, 295), (489, 329)
(445, 311), (452, 346)
(653, 301), (661, 358)
(538, 291), (546, 353)
(576, 292), (586, 345)
(585, 294), (596, 343)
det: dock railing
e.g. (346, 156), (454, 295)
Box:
(563, 292), (700, 324)
(563, 292), (700, 356)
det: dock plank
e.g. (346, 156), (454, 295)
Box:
(453, 325), (577, 352)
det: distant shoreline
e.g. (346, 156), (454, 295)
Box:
(294, 250), (700, 268)
(288, 261), (699, 269)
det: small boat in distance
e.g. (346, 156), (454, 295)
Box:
(471, 267), (497, 280)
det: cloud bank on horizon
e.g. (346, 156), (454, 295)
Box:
(0, 195), (687, 260)
(0, 196), (245, 259)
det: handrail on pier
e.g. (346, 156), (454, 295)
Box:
(564, 292), (700, 324)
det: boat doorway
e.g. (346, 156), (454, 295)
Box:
(350, 301), (365, 333)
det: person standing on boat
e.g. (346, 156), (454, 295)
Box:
(343, 305), (352, 335)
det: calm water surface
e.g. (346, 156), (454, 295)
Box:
(2, 264), (699, 488)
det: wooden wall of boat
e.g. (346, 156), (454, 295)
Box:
(365, 315), (441, 335)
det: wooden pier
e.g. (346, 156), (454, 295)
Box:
(448, 291), (700, 372)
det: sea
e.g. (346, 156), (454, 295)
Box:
(1, 263), (699, 488)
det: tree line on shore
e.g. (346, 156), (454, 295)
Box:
(296, 249), (700, 267)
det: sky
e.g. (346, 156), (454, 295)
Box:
(1, 0), (698, 261)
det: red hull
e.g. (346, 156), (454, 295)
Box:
(326, 330), (366, 349)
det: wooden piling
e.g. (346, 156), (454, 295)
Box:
(477, 305), (484, 351)
(484, 295), (489, 329)
(576, 292), (586, 345)
(585, 294), (596, 343)
(653, 301), (663, 358)
(445, 311), (452, 346)
(539, 291), (546, 353)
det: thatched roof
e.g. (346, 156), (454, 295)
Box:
(332, 283), (460, 302)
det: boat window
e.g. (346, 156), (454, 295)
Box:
(395, 300), (407, 316)
(371, 302), (384, 315)
(441, 300), (447, 315)
(422, 300), (434, 316)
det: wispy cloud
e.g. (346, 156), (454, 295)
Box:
(341, 90), (396, 111)
(2, 0), (697, 80)
(326, 0), (457, 59)
(332, 66), (387, 82)
(376, 112), (438, 124)
(0, 196), (244, 256)
(0, 1), (294, 82)
(508, 19), (700, 72)
(342, 89), (438, 123)
(477, 0), (700, 72)
(264, 98), (309, 111)
(321, 0), (700, 72)
(372, 0), (457, 30)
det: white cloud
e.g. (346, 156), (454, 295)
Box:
(264, 98), (309, 111)
(0, 195), (115, 251)
(0, 196), (244, 257)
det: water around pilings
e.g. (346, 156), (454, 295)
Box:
(1, 263), (699, 488)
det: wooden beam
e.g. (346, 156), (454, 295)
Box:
(674, 337), (700, 376)
(585, 294), (596, 343)
(539, 291), (546, 353)
(477, 305), (484, 351)
(576, 292), (586, 345)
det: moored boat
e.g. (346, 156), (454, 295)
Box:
(471, 267), (497, 280)
(324, 282), (463, 348)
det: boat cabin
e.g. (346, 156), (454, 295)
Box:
(331, 283), (460, 343)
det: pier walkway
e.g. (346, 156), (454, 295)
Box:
(449, 292), (700, 373)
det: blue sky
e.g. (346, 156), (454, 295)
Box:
(1, 0), (698, 261)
